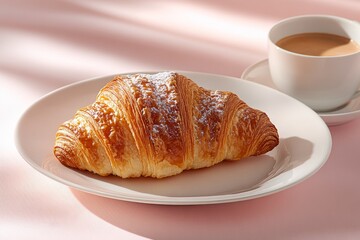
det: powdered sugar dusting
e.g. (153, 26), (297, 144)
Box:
(195, 90), (227, 141)
(124, 72), (182, 157)
(121, 71), (230, 159)
(198, 90), (226, 124)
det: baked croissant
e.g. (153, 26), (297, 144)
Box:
(54, 72), (279, 178)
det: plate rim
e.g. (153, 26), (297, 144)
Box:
(15, 71), (332, 205)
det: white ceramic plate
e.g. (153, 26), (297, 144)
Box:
(241, 59), (360, 126)
(15, 71), (332, 205)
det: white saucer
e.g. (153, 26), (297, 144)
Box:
(241, 59), (360, 126)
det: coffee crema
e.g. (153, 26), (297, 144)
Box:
(276, 32), (360, 56)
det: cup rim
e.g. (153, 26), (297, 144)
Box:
(268, 14), (360, 59)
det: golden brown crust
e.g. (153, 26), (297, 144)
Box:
(54, 72), (279, 178)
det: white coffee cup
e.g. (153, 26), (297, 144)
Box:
(268, 15), (360, 111)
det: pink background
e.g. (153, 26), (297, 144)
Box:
(2, 0), (360, 239)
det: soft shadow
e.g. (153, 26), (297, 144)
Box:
(3, 0), (360, 91)
(69, 136), (313, 198)
(0, 0), (263, 88)
(71, 188), (289, 240)
(69, 135), (360, 240)
(281, 136), (314, 171)
(79, 155), (277, 197)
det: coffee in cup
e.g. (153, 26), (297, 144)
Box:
(276, 32), (360, 57)
(268, 15), (360, 111)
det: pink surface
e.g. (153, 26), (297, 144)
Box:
(2, 0), (360, 239)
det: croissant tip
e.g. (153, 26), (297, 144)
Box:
(53, 145), (77, 169)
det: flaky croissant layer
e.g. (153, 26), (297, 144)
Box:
(54, 72), (279, 178)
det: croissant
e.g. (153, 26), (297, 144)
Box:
(54, 72), (279, 178)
